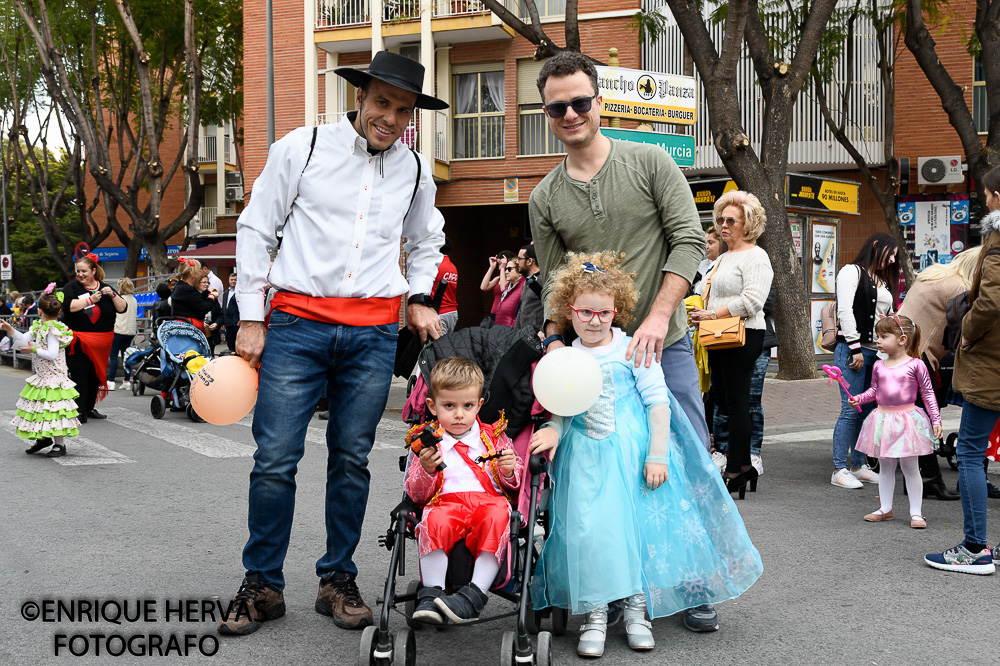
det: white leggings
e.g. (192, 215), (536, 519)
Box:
(878, 457), (923, 517)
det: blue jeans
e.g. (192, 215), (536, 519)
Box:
(242, 310), (398, 589)
(712, 346), (771, 456)
(661, 333), (710, 451)
(956, 401), (1000, 546)
(107, 333), (135, 381)
(831, 343), (878, 470)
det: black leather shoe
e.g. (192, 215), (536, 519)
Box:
(88, 409), (108, 420)
(411, 587), (445, 625)
(25, 438), (53, 454)
(989, 482), (1000, 500)
(434, 584), (488, 624)
(923, 479), (960, 501)
(318, 411), (329, 421)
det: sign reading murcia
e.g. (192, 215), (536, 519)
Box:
(595, 65), (697, 125)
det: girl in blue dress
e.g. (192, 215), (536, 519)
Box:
(529, 251), (762, 658)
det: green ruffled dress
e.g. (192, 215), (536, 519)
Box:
(12, 320), (81, 439)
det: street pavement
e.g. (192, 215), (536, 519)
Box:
(1, 365), (998, 665)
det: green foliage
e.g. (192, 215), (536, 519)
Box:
(2, 145), (82, 289)
(628, 8), (673, 46)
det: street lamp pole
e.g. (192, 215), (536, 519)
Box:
(0, 118), (9, 293)
(266, 0), (275, 147)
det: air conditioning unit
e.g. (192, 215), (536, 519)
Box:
(917, 156), (964, 185)
(225, 186), (244, 202)
(225, 171), (243, 187)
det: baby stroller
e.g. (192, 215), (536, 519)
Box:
(361, 325), (564, 666)
(137, 318), (212, 422)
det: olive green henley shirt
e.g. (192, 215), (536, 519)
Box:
(528, 139), (706, 345)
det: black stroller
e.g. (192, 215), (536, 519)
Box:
(125, 318), (213, 422)
(360, 325), (564, 665)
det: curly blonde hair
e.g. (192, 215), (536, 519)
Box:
(713, 190), (767, 242)
(546, 251), (639, 333)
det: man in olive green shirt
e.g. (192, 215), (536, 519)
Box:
(528, 49), (718, 639)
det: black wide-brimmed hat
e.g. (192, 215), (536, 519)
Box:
(335, 51), (449, 111)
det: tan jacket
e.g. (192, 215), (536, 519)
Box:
(898, 276), (966, 369)
(953, 223), (1000, 410)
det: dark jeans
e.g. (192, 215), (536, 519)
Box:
(707, 329), (764, 474)
(224, 325), (239, 352)
(956, 401), (1000, 545)
(107, 333), (135, 381)
(67, 349), (100, 415)
(242, 310), (398, 589)
(712, 345), (771, 456)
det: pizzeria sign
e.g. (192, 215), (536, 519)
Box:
(595, 65), (698, 126)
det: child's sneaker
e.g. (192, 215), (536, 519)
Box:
(850, 464), (879, 484)
(831, 469), (863, 489)
(924, 543), (995, 575)
(434, 584), (488, 624)
(411, 587), (445, 625)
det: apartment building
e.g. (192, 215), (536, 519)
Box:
(240, 0), (991, 330)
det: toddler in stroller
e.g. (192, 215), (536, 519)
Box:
(361, 326), (556, 666)
(129, 319), (213, 422)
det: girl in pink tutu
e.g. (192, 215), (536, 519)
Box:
(849, 315), (943, 528)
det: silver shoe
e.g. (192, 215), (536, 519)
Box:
(577, 607), (608, 658)
(624, 594), (654, 651)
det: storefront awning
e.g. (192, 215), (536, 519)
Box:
(175, 240), (236, 267)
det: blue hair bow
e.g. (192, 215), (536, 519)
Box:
(581, 262), (605, 274)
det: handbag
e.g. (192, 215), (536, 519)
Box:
(698, 260), (746, 350)
(819, 300), (839, 352)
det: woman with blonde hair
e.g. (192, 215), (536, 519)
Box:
(689, 190), (774, 496)
(170, 258), (216, 331)
(106, 277), (139, 391)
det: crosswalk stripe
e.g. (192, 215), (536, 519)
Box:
(102, 406), (256, 458)
(0, 411), (135, 466)
(229, 411), (407, 452)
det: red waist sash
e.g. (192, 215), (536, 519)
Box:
(270, 292), (401, 326)
(70, 330), (114, 403)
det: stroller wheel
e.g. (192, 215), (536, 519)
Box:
(499, 630), (516, 666)
(358, 625), (378, 666)
(150, 395), (166, 420)
(535, 631), (552, 666)
(946, 433), (959, 471)
(550, 607), (568, 636)
(187, 404), (205, 423)
(393, 627), (416, 666)
(403, 580), (421, 630)
(132, 381), (140, 397)
(139, 383), (145, 395)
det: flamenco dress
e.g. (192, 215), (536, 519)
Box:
(11, 320), (81, 440)
(530, 329), (762, 618)
(854, 357), (939, 458)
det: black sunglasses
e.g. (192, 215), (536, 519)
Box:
(543, 96), (596, 119)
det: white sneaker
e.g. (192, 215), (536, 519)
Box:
(120, 381), (131, 390)
(710, 451), (727, 473)
(750, 454), (764, 476)
(106, 381), (116, 391)
(831, 468), (863, 489)
(851, 464), (879, 484)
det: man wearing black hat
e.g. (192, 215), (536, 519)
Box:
(222, 51), (448, 637)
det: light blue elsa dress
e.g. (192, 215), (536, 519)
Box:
(531, 329), (762, 618)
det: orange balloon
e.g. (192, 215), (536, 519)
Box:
(189, 355), (259, 425)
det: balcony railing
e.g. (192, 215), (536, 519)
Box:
(434, 110), (449, 164)
(317, 0), (501, 28)
(317, 0), (371, 27)
(199, 206), (234, 233)
(198, 135), (233, 164)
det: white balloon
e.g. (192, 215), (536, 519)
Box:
(532, 346), (603, 416)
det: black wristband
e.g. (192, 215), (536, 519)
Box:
(542, 334), (564, 349)
(407, 293), (432, 307)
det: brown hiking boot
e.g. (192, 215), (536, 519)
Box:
(217, 574), (286, 636)
(315, 573), (373, 629)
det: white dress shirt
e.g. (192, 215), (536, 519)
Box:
(438, 422), (502, 496)
(235, 114), (445, 321)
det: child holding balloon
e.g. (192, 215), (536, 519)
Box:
(528, 251), (762, 658)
